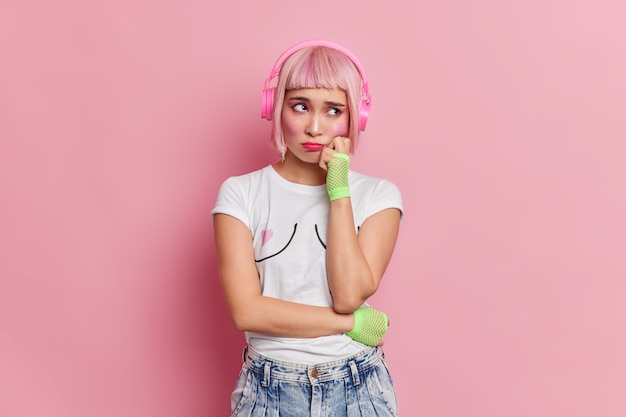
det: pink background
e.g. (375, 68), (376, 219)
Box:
(1, 0), (625, 416)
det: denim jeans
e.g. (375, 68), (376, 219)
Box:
(230, 345), (399, 417)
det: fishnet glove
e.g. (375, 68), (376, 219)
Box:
(326, 153), (350, 201)
(346, 306), (389, 346)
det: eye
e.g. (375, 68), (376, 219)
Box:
(328, 107), (343, 116)
(291, 103), (307, 112)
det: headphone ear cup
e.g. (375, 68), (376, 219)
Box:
(358, 99), (371, 131)
(261, 87), (275, 120)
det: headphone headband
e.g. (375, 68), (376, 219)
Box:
(264, 39), (370, 101)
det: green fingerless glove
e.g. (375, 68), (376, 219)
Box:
(346, 306), (389, 346)
(326, 153), (350, 201)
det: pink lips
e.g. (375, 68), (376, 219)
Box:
(303, 143), (324, 151)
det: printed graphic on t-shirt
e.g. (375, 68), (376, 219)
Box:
(255, 223), (329, 263)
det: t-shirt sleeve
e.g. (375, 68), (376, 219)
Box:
(211, 176), (251, 229)
(365, 179), (404, 220)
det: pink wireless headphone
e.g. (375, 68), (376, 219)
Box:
(261, 39), (372, 131)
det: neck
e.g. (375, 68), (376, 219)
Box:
(272, 154), (326, 185)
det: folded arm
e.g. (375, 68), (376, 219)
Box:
(325, 203), (401, 313)
(213, 213), (354, 337)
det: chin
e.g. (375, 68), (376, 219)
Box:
(294, 154), (321, 165)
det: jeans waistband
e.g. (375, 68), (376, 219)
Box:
(243, 345), (383, 386)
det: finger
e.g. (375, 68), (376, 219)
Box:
(319, 146), (335, 169)
(318, 147), (333, 170)
(332, 136), (351, 154)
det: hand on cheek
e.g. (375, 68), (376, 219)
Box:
(319, 136), (351, 170)
(330, 136), (351, 154)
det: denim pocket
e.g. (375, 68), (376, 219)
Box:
(231, 365), (254, 417)
(368, 361), (399, 416)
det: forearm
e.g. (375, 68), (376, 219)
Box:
(215, 212), (357, 339)
(229, 294), (355, 338)
(326, 198), (377, 313)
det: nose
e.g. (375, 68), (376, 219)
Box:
(305, 114), (322, 136)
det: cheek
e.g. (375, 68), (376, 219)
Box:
(331, 120), (349, 137)
(282, 117), (301, 137)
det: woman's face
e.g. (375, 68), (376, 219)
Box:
(281, 87), (350, 164)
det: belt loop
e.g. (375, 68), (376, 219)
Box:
(349, 360), (360, 386)
(262, 361), (271, 387)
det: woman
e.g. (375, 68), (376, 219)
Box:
(212, 39), (403, 417)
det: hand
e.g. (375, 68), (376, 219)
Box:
(346, 306), (389, 347)
(318, 136), (351, 171)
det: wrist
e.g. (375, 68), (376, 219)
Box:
(329, 195), (351, 206)
(337, 312), (355, 334)
(326, 153), (350, 201)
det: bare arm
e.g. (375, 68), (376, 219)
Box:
(326, 203), (401, 313)
(322, 136), (402, 313)
(213, 213), (355, 337)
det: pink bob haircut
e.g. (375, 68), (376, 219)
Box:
(270, 46), (367, 155)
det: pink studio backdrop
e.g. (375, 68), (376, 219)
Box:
(1, 1), (625, 416)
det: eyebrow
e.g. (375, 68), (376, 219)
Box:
(288, 96), (346, 107)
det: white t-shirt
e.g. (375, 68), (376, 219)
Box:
(211, 165), (403, 363)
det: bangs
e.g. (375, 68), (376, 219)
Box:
(284, 48), (351, 91)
